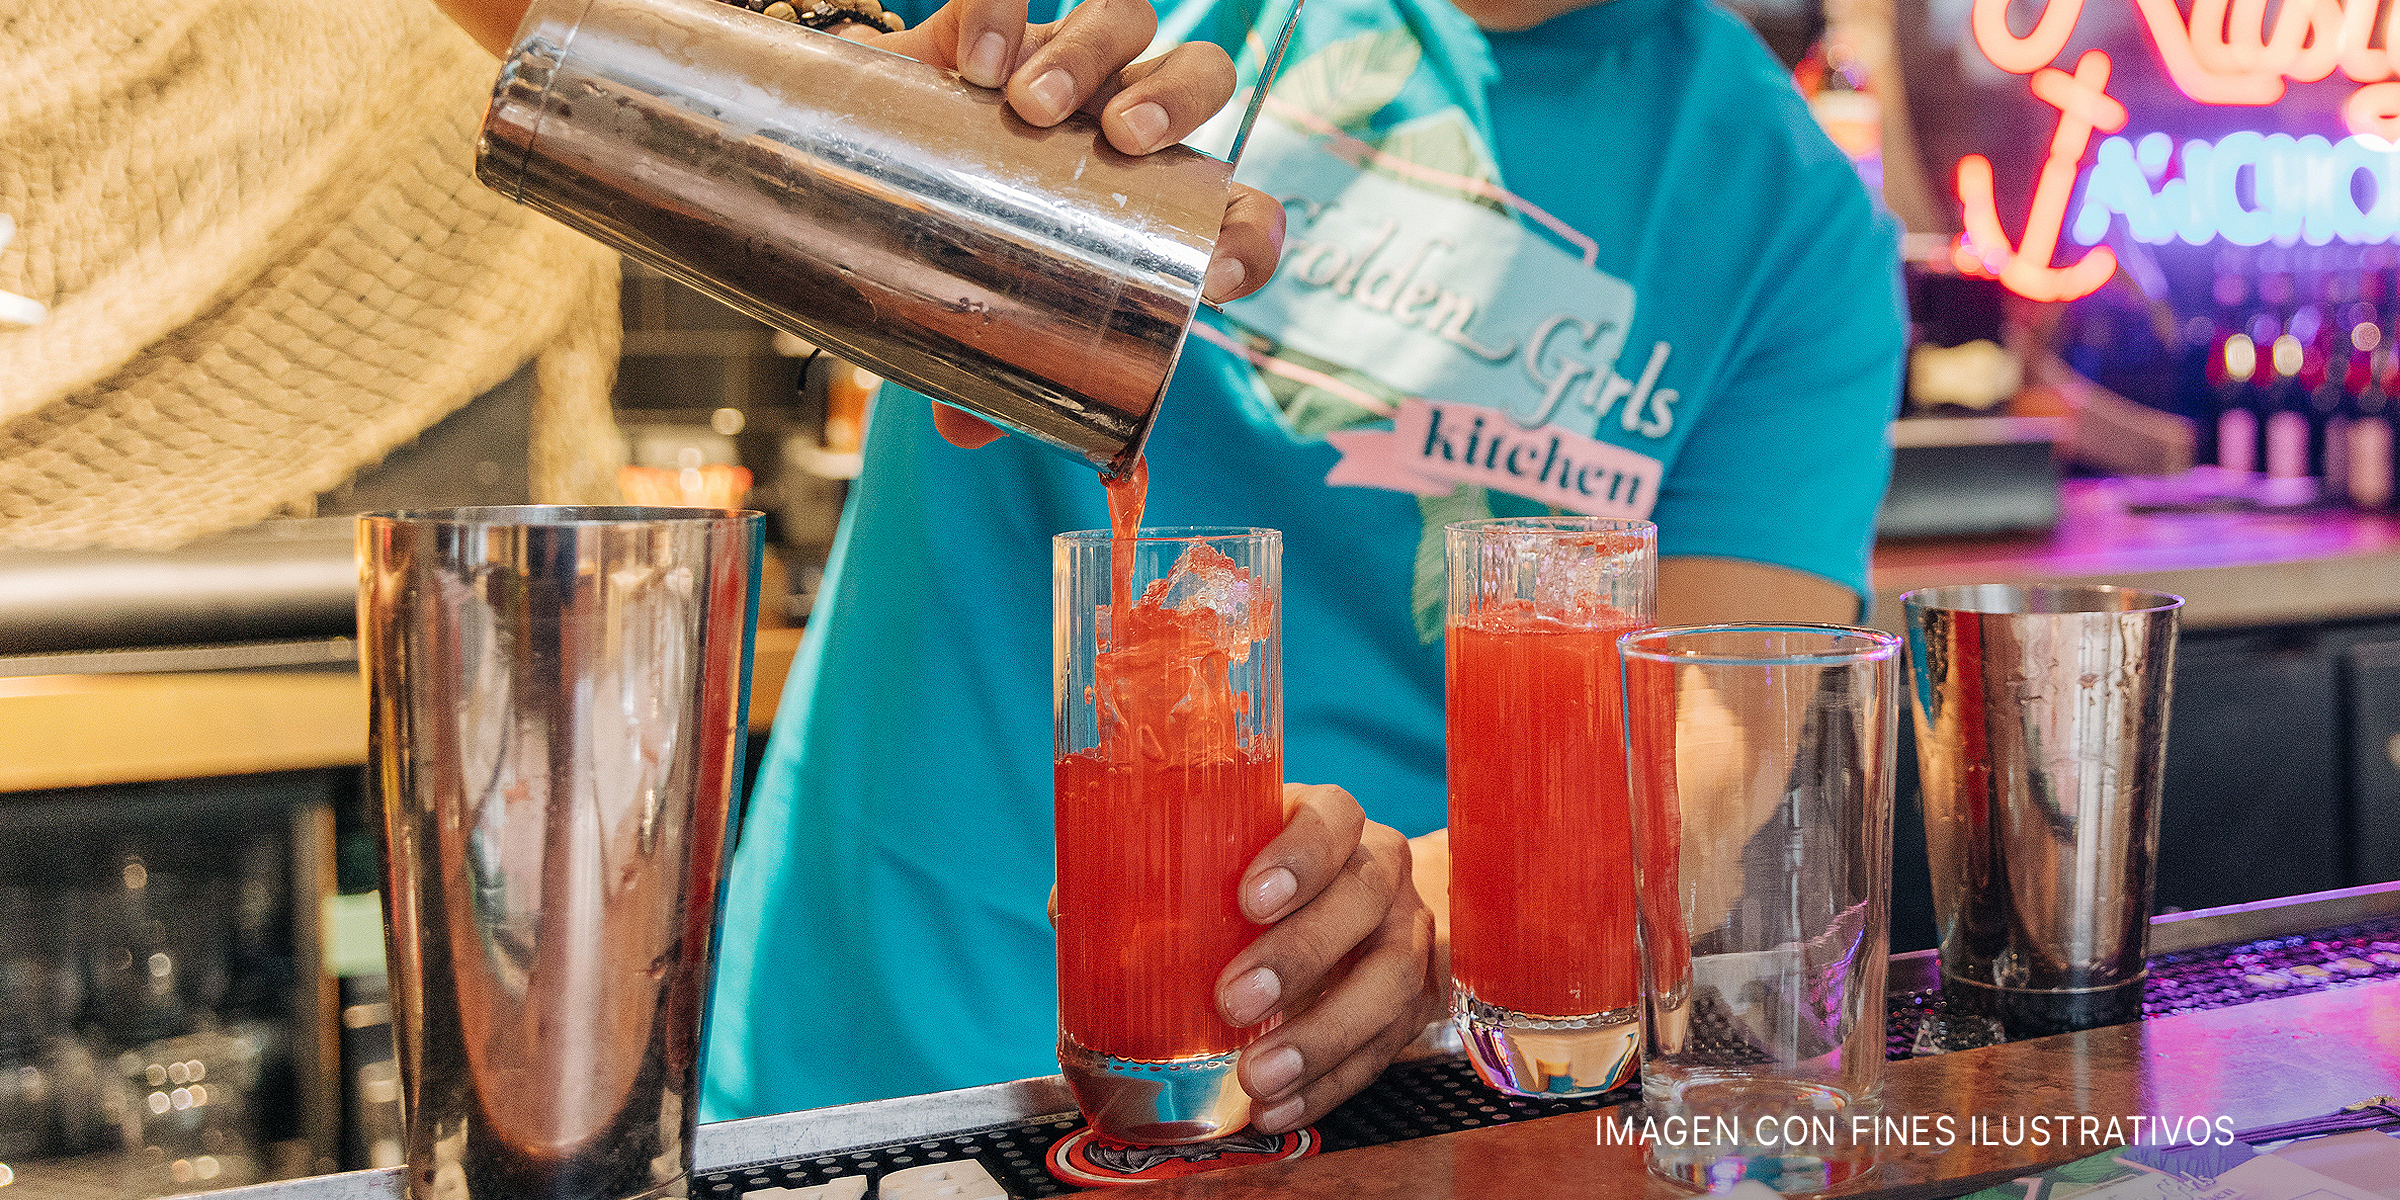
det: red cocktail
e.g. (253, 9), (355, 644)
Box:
(1442, 518), (1655, 1097)
(1055, 752), (1281, 1061)
(1054, 465), (1282, 1144)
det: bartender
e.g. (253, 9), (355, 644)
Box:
(710, 0), (1906, 1136)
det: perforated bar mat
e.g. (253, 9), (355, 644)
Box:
(699, 914), (2400, 1197)
(698, 1055), (1628, 1198)
(1889, 912), (2400, 1057)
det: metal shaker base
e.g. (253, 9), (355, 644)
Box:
(1454, 989), (1640, 1098)
(1938, 974), (2147, 1039)
(1057, 1038), (1251, 1146)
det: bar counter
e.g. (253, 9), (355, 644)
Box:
(1868, 479), (2400, 632)
(197, 884), (2400, 1200)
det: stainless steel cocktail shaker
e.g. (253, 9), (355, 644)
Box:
(1904, 583), (2182, 1037)
(362, 506), (763, 1200)
(476, 0), (1237, 476)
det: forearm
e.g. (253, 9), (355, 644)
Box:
(1658, 555), (1860, 626)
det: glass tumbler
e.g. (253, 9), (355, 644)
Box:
(1620, 625), (1900, 1194)
(1443, 517), (1656, 1097)
(1053, 528), (1282, 1145)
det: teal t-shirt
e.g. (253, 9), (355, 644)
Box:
(701, 0), (1904, 1119)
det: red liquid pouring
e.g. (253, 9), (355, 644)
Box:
(1057, 457), (1280, 1062)
(1446, 599), (1645, 1017)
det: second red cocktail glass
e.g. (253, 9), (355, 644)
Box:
(1054, 527), (1282, 1144)
(1443, 516), (1656, 1096)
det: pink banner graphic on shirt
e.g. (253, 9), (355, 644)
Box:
(1324, 399), (1663, 519)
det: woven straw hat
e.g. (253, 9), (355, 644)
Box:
(0, 0), (626, 551)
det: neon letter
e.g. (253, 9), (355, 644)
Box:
(1971, 0), (2082, 74)
(2072, 136), (2170, 245)
(2125, 0), (2285, 104)
(2209, 130), (2276, 245)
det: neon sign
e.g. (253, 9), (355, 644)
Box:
(2069, 131), (2400, 248)
(1959, 0), (2400, 302)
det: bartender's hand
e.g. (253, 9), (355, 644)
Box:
(886, 0), (1285, 448)
(1217, 783), (1442, 1134)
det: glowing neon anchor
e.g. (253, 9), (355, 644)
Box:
(1957, 50), (2127, 303)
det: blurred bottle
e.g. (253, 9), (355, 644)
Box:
(2190, 267), (2251, 464)
(2215, 330), (2263, 475)
(0, 886), (57, 1161)
(824, 359), (881, 455)
(45, 888), (111, 1157)
(2345, 345), (2397, 510)
(2326, 336), (2370, 494)
(84, 851), (194, 1052)
(1798, 36), (1883, 195)
(2263, 330), (2313, 482)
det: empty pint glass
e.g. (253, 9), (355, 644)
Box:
(361, 506), (763, 1200)
(1622, 625), (1899, 1194)
(1054, 528), (1281, 1145)
(1903, 584), (2182, 1038)
(1443, 517), (1656, 1097)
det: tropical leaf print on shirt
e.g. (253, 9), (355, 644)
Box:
(1368, 111), (1506, 216)
(1413, 485), (1492, 644)
(1273, 28), (1421, 130)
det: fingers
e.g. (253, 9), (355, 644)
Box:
(1003, 0), (1158, 127)
(884, 0), (1241, 158)
(1091, 43), (1238, 155)
(1239, 875), (1440, 1133)
(1207, 184), (1285, 303)
(1242, 784), (1367, 924)
(934, 0), (1032, 86)
(931, 402), (1006, 448)
(1219, 818), (1407, 1025)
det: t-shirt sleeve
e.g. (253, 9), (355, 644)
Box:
(1650, 180), (1906, 613)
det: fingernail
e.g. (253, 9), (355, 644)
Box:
(1027, 68), (1075, 125)
(1257, 1095), (1305, 1133)
(1245, 866), (1296, 919)
(1247, 1045), (1302, 1098)
(1204, 257), (1246, 303)
(963, 31), (1007, 88)
(1223, 965), (1280, 1026)
(1121, 101), (1170, 151)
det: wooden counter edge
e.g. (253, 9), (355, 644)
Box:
(0, 628), (807, 794)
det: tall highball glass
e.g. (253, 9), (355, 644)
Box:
(1053, 528), (1282, 1145)
(1443, 517), (1656, 1097)
(1621, 624), (1899, 1194)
